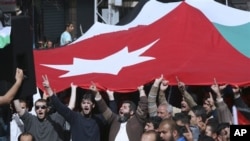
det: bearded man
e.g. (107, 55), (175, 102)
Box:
(91, 84), (148, 141)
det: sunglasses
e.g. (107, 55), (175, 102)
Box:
(35, 105), (47, 110)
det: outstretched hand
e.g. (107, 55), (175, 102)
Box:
(42, 75), (50, 88)
(210, 78), (225, 100)
(153, 74), (164, 87)
(106, 89), (114, 96)
(71, 82), (78, 89)
(183, 124), (193, 141)
(15, 68), (24, 83)
(89, 81), (98, 94)
(90, 81), (102, 100)
(137, 85), (144, 91)
(138, 85), (146, 97)
(232, 85), (241, 98)
(42, 75), (54, 96)
(160, 79), (169, 91)
(106, 89), (115, 101)
(177, 81), (186, 93)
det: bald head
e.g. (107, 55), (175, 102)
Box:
(141, 130), (159, 141)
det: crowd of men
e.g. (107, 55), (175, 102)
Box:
(1, 68), (250, 141)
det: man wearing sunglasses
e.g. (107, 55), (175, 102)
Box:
(13, 97), (66, 141)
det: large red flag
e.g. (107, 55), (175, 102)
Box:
(34, 2), (250, 93)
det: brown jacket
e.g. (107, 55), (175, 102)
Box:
(96, 96), (148, 141)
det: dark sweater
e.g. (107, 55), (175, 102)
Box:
(51, 95), (100, 141)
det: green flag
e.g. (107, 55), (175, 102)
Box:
(0, 26), (11, 49)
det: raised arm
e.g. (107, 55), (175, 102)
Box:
(42, 75), (54, 96)
(106, 89), (118, 113)
(91, 83), (114, 122)
(0, 68), (24, 105)
(177, 81), (197, 107)
(148, 75), (163, 117)
(210, 80), (232, 123)
(68, 82), (77, 110)
(138, 85), (146, 98)
(158, 79), (169, 104)
(159, 79), (181, 116)
(137, 85), (148, 122)
(233, 86), (250, 109)
(42, 75), (73, 122)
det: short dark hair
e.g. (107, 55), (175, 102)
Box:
(216, 122), (230, 135)
(65, 22), (73, 29)
(35, 99), (48, 106)
(173, 112), (191, 125)
(18, 132), (35, 141)
(122, 100), (136, 113)
(82, 92), (95, 103)
(191, 105), (207, 122)
(206, 118), (219, 134)
(146, 116), (162, 129)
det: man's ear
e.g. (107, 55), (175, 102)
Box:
(46, 107), (50, 113)
(212, 133), (217, 139)
(197, 116), (202, 122)
(92, 103), (95, 109)
(130, 110), (134, 116)
(172, 129), (178, 138)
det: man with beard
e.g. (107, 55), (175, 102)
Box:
(42, 75), (108, 141)
(13, 98), (65, 141)
(91, 84), (148, 141)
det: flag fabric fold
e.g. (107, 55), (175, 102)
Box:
(233, 106), (250, 125)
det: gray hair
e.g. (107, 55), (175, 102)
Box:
(159, 102), (173, 114)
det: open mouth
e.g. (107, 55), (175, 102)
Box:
(83, 107), (90, 112)
(37, 112), (44, 118)
(181, 105), (186, 108)
(119, 111), (124, 115)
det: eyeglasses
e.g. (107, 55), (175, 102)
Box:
(35, 105), (47, 110)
